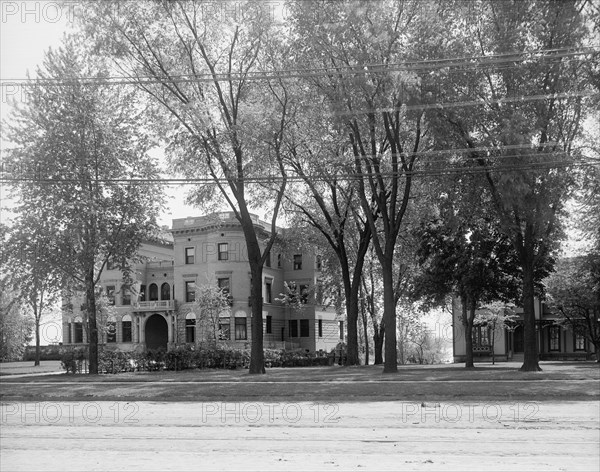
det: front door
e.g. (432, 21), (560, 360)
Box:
(145, 314), (168, 350)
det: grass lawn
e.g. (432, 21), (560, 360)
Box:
(1, 361), (598, 402)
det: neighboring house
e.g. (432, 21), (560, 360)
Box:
(62, 212), (341, 354)
(452, 298), (596, 363)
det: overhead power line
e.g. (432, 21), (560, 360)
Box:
(1, 47), (596, 88)
(2, 160), (597, 186)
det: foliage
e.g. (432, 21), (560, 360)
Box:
(1, 218), (62, 365)
(2, 36), (164, 374)
(287, 0), (444, 373)
(429, 0), (590, 371)
(193, 281), (234, 344)
(83, 0), (296, 374)
(60, 348), (88, 374)
(546, 256), (600, 356)
(474, 302), (518, 364)
(0, 276), (33, 362)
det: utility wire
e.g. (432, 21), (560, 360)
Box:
(2, 160), (597, 186)
(1, 47), (596, 87)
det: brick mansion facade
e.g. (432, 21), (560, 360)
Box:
(62, 212), (342, 354)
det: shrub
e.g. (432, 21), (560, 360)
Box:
(60, 348), (87, 374)
(165, 345), (195, 371)
(98, 349), (134, 374)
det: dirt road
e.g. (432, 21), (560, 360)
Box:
(1, 401), (598, 471)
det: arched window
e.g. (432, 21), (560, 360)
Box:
(149, 283), (158, 301)
(161, 283), (170, 301)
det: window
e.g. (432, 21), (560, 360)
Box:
(66, 322), (72, 344)
(473, 326), (490, 350)
(300, 319), (309, 338)
(266, 315), (272, 334)
(218, 243), (229, 261)
(106, 286), (115, 305)
(106, 318), (116, 343)
(149, 283), (158, 301)
(161, 283), (170, 301)
(185, 247), (195, 264)
(574, 331), (586, 351)
(549, 326), (561, 351)
(277, 254), (282, 268)
(74, 322), (83, 343)
(122, 315), (132, 342)
(289, 319), (298, 338)
(217, 277), (230, 296)
(219, 318), (230, 340)
(318, 319), (323, 338)
(293, 254), (302, 270)
(140, 285), (146, 302)
(265, 281), (272, 304)
(339, 321), (344, 340)
(121, 287), (131, 306)
(186, 314), (196, 343)
(185, 281), (196, 303)
(235, 317), (247, 340)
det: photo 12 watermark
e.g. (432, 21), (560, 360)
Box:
(199, 402), (340, 425)
(1, 401), (139, 425)
(397, 401), (540, 424)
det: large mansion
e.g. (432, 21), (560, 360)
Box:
(62, 212), (342, 354)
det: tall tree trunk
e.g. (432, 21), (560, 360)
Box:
(381, 261), (397, 373)
(521, 260), (541, 371)
(361, 296), (369, 365)
(240, 212), (266, 375)
(86, 269), (98, 374)
(248, 266), (265, 374)
(463, 295), (475, 369)
(345, 295), (359, 365)
(373, 322), (384, 365)
(34, 313), (40, 367)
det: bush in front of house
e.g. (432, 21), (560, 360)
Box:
(59, 345), (330, 373)
(60, 348), (88, 374)
(98, 349), (135, 374)
(23, 345), (66, 361)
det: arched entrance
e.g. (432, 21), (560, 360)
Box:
(145, 314), (168, 350)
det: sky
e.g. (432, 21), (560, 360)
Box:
(0, 0), (199, 228)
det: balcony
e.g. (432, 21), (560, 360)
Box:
(133, 300), (176, 312)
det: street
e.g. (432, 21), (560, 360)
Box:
(2, 401), (598, 471)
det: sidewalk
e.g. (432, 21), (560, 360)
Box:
(0, 360), (63, 377)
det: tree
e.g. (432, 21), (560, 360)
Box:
(193, 281), (234, 346)
(282, 158), (373, 365)
(3, 37), (163, 374)
(2, 216), (62, 365)
(287, 0), (438, 372)
(0, 275), (33, 362)
(546, 257), (600, 359)
(84, 1), (294, 374)
(474, 302), (517, 365)
(413, 212), (521, 368)
(431, 0), (591, 371)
